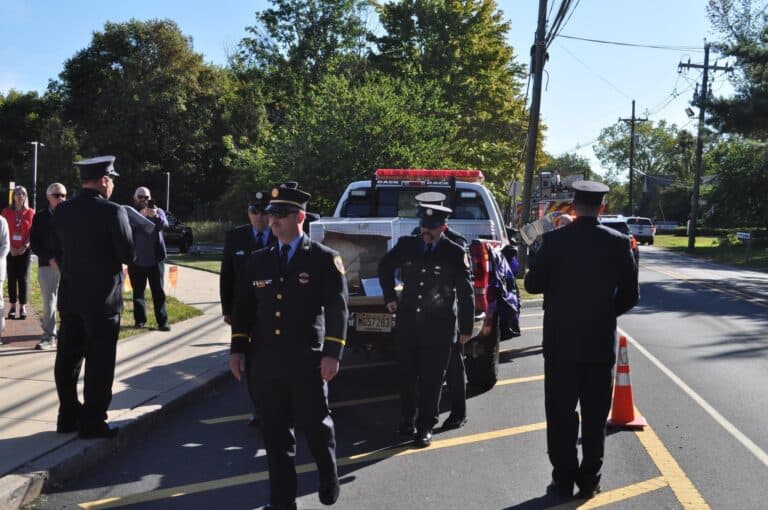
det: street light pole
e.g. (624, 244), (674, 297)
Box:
(29, 141), (44, 211)
(165, 172), (171, 212)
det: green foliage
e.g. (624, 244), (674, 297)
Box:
(539, 152), (592, 180)
(267, 73), (461, 214)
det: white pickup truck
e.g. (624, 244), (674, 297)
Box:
(309, 168), (516, 390)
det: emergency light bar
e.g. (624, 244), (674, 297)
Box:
(375, 169), (485, 183)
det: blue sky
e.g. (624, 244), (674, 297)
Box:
(1, 1), (729, 175)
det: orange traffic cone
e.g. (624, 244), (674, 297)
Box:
(607, 335), (647, 429)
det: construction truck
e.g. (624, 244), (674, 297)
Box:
(309, 169), (517, 390)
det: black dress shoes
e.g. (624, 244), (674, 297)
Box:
(413, 429), (432, 448)
(78, 424), (119, 439)
(546, 480), (574, 498)
(441, 415), (468, 430)
(398, 420), (416, 437)
(319, 476), (340, 505)
(575, 474), (601, 499)
(158, 324), (171, 332)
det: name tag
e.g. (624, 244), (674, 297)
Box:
(12, 234), (22, 241)
(253, 279), (272, 288)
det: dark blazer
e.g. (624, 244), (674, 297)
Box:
(30, 208), (55, 267)
(231, 235), (349, 375)
(220, 225), (277, 316)
(52, 188), (134, 315)
(524, 216), (639, 364)
(379, 235), (474, 341)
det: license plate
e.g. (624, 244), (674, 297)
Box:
(356, 313), (392, 333)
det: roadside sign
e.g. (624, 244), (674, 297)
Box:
(736, 232), (751, 240)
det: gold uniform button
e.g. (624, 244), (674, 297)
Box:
(275, 329), (281, 335)
(419, 282), (424, 286)
(275, 311), (281, 318)
(277, 293), (283, 300)
(418, 295), (422, 299)
(280, 277), (285, 282)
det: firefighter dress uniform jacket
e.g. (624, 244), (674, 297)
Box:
(220, 225), (277, 317)
(230, 234), (349, 373)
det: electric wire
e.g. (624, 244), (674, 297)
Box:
(558, 34), (705, 52)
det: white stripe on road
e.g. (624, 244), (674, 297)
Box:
(619, 327), (768, 468)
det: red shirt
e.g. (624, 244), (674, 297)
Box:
(2, 207), (35, 251)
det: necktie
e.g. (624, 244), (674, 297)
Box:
(425, 243), (434, 259)
(256, 231), (264, 249)
(280, 244), (290, 275)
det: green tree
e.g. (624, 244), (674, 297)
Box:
(59, 19), (247, 214)
(261, 73), (461, 214)
(707, 0), (768, 138)
(372, 0), (529, 185)
(539, 152), (592, 180)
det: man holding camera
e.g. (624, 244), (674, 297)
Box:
(128, 186), (170, 331)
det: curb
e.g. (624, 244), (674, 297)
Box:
(0, 363), (231, 510)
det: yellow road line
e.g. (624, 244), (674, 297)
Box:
(549, 476), (668, 509)
(634, 410), (711, 509)
(79, 422), (547, 509)
(201, 374), (546, 425)
(643, 264), (768, 309)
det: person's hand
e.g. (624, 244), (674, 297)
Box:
(229, 353), (246, 381)
(385, 301), (398, 313)
(49, 259), (59, 271)
(223, 315), (232, 325)
(320, 356), (340, 382)
(459, 334), (471, 344)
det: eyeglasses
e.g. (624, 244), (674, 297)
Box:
(51, 193), (66, 198)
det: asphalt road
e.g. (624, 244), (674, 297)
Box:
(28, 246), (768, 509)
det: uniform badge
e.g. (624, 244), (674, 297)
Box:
(235, 250), (245, 255)
(333, 256), (346, 275)
(253, 279), (272, 288)
(255, 192), (263, 199)
(298, 272), (310, 284)
(426, 209), (434, 216)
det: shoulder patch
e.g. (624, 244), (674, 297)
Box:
(333, 255), (345, 275)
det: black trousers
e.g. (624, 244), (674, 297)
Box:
(128, 262), (167, 326)
(7, 249), (31, 304)
(395, 337), (453, 432)
(544, 360), (614, 486)
(54, 311), (120, 428)
(253, 369), (337, 506)
(445, 342), (466, 418)
(245, 347), (262, 417)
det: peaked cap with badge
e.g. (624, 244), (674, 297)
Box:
(74, 155), (120, 180)
(248, 190), (270, 212)
(265, 185), (311, 213)
(419, 203), (452, 229)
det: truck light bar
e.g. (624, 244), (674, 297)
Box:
(375, 169), (484, 183)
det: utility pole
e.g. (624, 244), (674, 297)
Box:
(518, 0), (548, 268)
(619, 100), (647, 216)
(678, 42), (731, 252)
(165, 172), (171, 212)
(28, 141), (44, 211)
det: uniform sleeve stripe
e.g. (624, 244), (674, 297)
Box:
(231, 333), (249, 340)
(325, 336), (346, 345)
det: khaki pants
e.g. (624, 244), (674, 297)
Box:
(38, 265), (60, 341)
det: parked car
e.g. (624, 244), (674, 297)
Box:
(627, 216), (656, 244)
(163, 212), (194, 253)
(598, 216), (640, 263)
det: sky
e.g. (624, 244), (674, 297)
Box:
(0, 1), (731, 176)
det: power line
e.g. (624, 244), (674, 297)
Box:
(555, 42), (632, 100)
(558, 34), (705, 52)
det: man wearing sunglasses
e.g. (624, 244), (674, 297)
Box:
(30, 183), (68, 350)
(230, 185), (348, 510)
(220, 190), (276, 427)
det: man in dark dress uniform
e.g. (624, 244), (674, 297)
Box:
(230, 185), (348, 510)
(52, 155), (134, 439)
(379, 203), (474, 448)
(524, 181), (639, 499)
(409, 192), (469, 430)
(221, 190), (277, 428)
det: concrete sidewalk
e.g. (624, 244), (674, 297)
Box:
(0, 265), (230, 510)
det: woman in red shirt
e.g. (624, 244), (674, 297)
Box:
(2, 186), (35, 319)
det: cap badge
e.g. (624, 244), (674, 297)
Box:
(255, 192), (263, 199)
(426, 209), (433, 216)
(271, 188), (279, 198)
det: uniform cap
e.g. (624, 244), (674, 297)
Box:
(419, 203), (452, 228)
(414, 191), (447, 206)
(247, 190), (270, 210)
(74, 155), (119, 180)
(265, 185), (311, 212)
(572, 180), (609, 206)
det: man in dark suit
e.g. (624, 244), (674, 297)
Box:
(524, 181), (639, 499)
(52, 155), (134, 439)
(220, 190), (277, 428)
(230, 185), (348, 510)
(379, 203), (474, 448)
(409, 192), (469, 430)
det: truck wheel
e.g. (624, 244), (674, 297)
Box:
(465, 322), (500, 392)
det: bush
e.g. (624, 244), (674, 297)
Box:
(186, 220), (236, 244)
